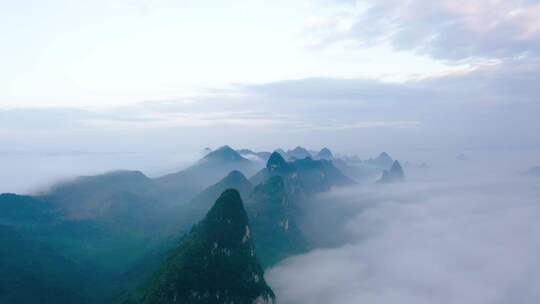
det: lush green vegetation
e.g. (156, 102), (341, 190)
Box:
(127, 189), (275, 304)
(247, 176), (309, 268)
(0, 146), (380, 303)
(0, 225), (91, 304)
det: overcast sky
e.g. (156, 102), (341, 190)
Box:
(1, 0), (539, 160)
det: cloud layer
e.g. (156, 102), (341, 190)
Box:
(267, 168), (540, 304)
(3, 54), (538, 154)
(307, 0), (540, 60)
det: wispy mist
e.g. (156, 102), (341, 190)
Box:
(0, 151), (199, 194)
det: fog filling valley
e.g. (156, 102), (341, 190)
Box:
(2, 146), (539, 303)
(267, 157), (540, 304)
(3, 1), (540, 303)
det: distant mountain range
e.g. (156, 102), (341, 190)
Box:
(0, 144), (405, 303)
(155, 145), (261, 203)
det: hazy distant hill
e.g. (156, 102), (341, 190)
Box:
(166, 170), (255, 235)
(251, 152), (353, 194)
(42, 170), (157, 220)
(366, 152), (394, 169)
(35, 146), (262, 226)
(285, 146), (312, 160)
(332, 152), (399, 183)
(377, 160), (405, 183)
(315, 147), (333, 159)
(155, 146), (261, 202)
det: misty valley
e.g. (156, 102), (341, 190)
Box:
(0, 146), (403, 303)
(2, 144), (539, 304)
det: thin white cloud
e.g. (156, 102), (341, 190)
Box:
(306, 0), (540, 61)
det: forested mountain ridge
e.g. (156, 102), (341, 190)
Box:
(125, 189), (275, 304)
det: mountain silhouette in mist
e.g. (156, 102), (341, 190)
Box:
(251, 152), (353, 194)
(367, 152), (394, 169)
(316, 147), (333, 159)
(0, 144), (376, 303)
(155, 146), (260, 202)
(377, 160), (405, 183)
(285, 146), (312, 160)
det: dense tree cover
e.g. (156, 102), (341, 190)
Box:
(0, 146), (401, 303)
(126, 189), (275, 304)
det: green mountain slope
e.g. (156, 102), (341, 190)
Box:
(246, 176), (308, 268)
(0, 193), (163, 303)
(0, 225), (90, 304)
(0, 193), (56, 227)
(130, 189), (275, 304)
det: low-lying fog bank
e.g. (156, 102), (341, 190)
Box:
(267, 163), (540, 304)
(0, 151), (198, 194)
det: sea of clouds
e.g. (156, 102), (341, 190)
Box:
(267, 161), (540, 304)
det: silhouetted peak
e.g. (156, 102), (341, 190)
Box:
(205, 189), (247, 225)
(378, 152), (391, 160)
(215, 145), (235, 153)
(292, 146), (308, 152)
(317, 147), (333, 159)
(267, 152), (288, 171)
(137, 187), (275, 303)
(390, 160), (403, 173)
(222, 170), (249, 184)
(203, 145), (246, 162)
(287, 146), (311, 159)
(377, 160), (405, 183)
(367, 151), (394, 169)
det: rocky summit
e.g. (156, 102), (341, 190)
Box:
(133, 189), (275, 304)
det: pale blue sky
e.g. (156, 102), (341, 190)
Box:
(0, 0), (539, 165)
(0, 0), (467, 108)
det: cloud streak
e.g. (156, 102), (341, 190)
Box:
(305, 0), (540, 61)
(3, 55), (539, 152)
